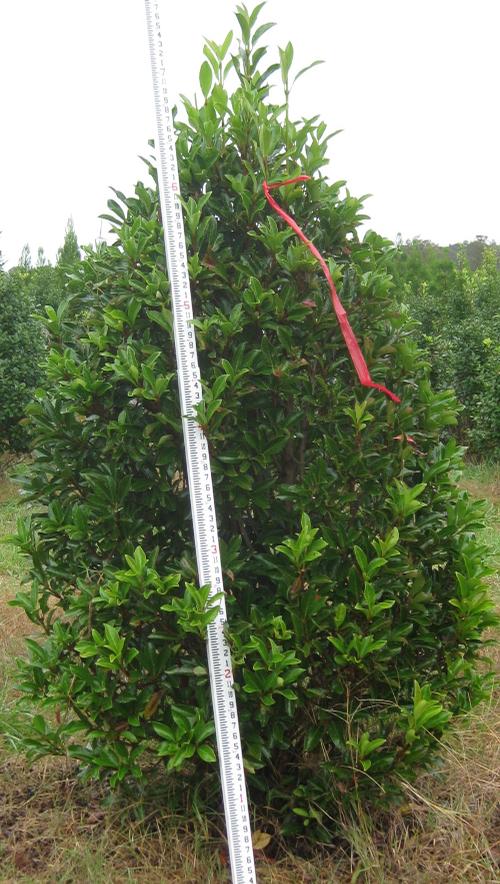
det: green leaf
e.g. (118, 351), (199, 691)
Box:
(354, 545), (368, 574)
(249, 2), (266, 27)
(103, 624), (124, 659)
(197, 744), (217, 763)
(199, 61), (213, 98)
(152, 723), (175, 741)
(279, 41), (294, 82)
(75, 641), (99, 658)
(293, 59), (325, 85)
(252, 21), (275, 45)
(220, 30), (233, 58)
(334, 603), (347, 628)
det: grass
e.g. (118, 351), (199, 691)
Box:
(0, 474), (30, 677)
(0, 463), (498, 882)
(461, 462), (500, 563)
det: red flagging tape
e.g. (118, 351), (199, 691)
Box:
(262, 176), (401, 404)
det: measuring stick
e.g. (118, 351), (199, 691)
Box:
(143, 3), (256, 881)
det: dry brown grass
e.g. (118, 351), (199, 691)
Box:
(0, 576), (29, 656)
(461, 463), (500, 510)
(0, 717), (498, 884)
(0, 468), (498, 883)
(0, 756), (225, 882)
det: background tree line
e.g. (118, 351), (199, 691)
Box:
(392, 235), (500, 459)
(0, 220), (81, 459)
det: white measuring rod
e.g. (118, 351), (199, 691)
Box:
(143, 2), (256, 881)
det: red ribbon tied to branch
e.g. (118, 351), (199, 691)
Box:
(262, 175), (400, 404)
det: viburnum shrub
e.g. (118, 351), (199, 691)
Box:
(7, 4), (497, 843)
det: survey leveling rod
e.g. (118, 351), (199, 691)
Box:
(143, 2), (256, 881)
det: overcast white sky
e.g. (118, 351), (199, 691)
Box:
(1, 0), (499, 268)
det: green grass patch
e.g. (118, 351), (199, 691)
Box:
(0, 476), (28, 579)
(461, 462), (500, 568)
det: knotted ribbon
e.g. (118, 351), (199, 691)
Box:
(262, 175), (400, 404)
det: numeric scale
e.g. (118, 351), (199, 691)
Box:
(143, 2), (256, 881)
